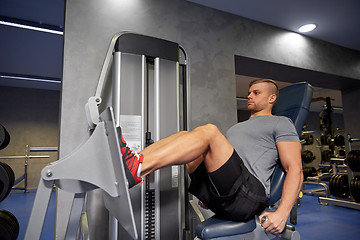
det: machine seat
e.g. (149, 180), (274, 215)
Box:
(195, 163), (285, 239)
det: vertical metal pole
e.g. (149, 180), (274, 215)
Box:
(154, 57), (161, 240)
(110, 51), (121, 239)
(25, 144), (29, 192)
(112, 52), (121, 128)
(186, 59), (191, 131)
(347, 134), (352, 152)
(141, 55), (146, 240)
(175, 62), (182, 239)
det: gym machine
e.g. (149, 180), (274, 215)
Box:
(300, 97), (360, 210)
(302, 97), (345, 198)
(0, 145), (57, 192)
(318, 134), (360, 210)
(25, 32), (191, 239)
(0, 124), (10, 151)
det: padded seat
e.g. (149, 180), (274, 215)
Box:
(195, 163), (285, 239)
(195, 82), (313, 240)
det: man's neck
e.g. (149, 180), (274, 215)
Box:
(250, 109), (272, 117)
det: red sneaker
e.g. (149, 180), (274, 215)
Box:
(118, 127), (143, 188)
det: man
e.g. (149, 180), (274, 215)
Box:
(120, 79), (303, 235)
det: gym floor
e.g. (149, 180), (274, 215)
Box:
(0, 184), (359, 240)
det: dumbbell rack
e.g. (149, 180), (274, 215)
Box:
(0, 145), (55, 192)
(301, 131), (331, 198)
(318, 134), (360, 210)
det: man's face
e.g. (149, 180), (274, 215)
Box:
(247, 82), (274, 113)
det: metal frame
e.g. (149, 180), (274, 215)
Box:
(25, 108), (138, 239)
(27, 31), (191, 240)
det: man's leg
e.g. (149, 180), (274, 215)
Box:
(139, 124), (234, 177)
(138, 130), (203, 174)
(140, 131), (188, 156)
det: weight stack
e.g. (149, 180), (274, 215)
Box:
(0, 209), (19, 240)
(350, 176), (360, 203)
(329, 174), (350, 199)
(145, 189), (155, 239)
(347, 150), (360, 172)
(0, 162), (15, 202)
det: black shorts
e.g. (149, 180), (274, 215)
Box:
(188, 150), (267, 221)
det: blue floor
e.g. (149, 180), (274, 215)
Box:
(0, 189), (55, 240)
(295, 195), (360, 239)
(0, 185), (359, 239)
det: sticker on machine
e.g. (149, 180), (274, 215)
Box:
(120, 115), (142, 153)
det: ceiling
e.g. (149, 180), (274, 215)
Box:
(188, 0), (360, 52)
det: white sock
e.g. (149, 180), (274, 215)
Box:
(137, 163), (142, 178)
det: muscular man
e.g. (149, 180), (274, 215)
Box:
(120, 79), (303, 234)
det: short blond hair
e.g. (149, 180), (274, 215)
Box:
(249, 78), (279, 98)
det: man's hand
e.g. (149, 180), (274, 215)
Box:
(259, 211), (287, 235)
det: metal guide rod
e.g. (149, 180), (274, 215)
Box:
(176, 62), (180, 133)
(180, 45), (191, 131)
(0, 155), (49, 159)
(175, 61), (182, 238)
(30, 147), (58, 152)
(110, 51), (121, 240)
(112, 51), (121, 128)
(154, 57), (161, 240)
(141, 54), (146, 240)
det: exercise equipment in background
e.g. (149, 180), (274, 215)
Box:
(0, 162), (15, 202)
(0, 209), (19, 240)
(0, 145), (55, 193)
(0, 124), (10, 150)
(0, 127), (19, 240)
(318, 134), (360, 210)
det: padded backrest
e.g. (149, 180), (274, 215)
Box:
(272, 82), (313, 136)
(268, 82), (313, 205)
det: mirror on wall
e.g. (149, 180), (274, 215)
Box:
(235, 74), (345, 173)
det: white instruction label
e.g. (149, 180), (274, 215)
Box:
(172, 165), (179, 188)
(120, 115), (142, 153)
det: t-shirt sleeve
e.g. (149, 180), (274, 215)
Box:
(274, 117), (299, 142)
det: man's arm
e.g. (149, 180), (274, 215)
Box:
(259, 141), (303, 235)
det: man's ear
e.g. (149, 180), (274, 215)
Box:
(269, 94), (277, 104)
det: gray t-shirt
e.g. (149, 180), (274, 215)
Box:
(226, 115), (299, 197)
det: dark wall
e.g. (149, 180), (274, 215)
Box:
(0, 86), (60, 189)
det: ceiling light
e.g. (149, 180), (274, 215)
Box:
(298, 24), (317, 33)
(0, 20), (63, 35)
(0, 74), (61, 84)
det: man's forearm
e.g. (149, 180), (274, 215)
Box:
(276, 168), (303, 218)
